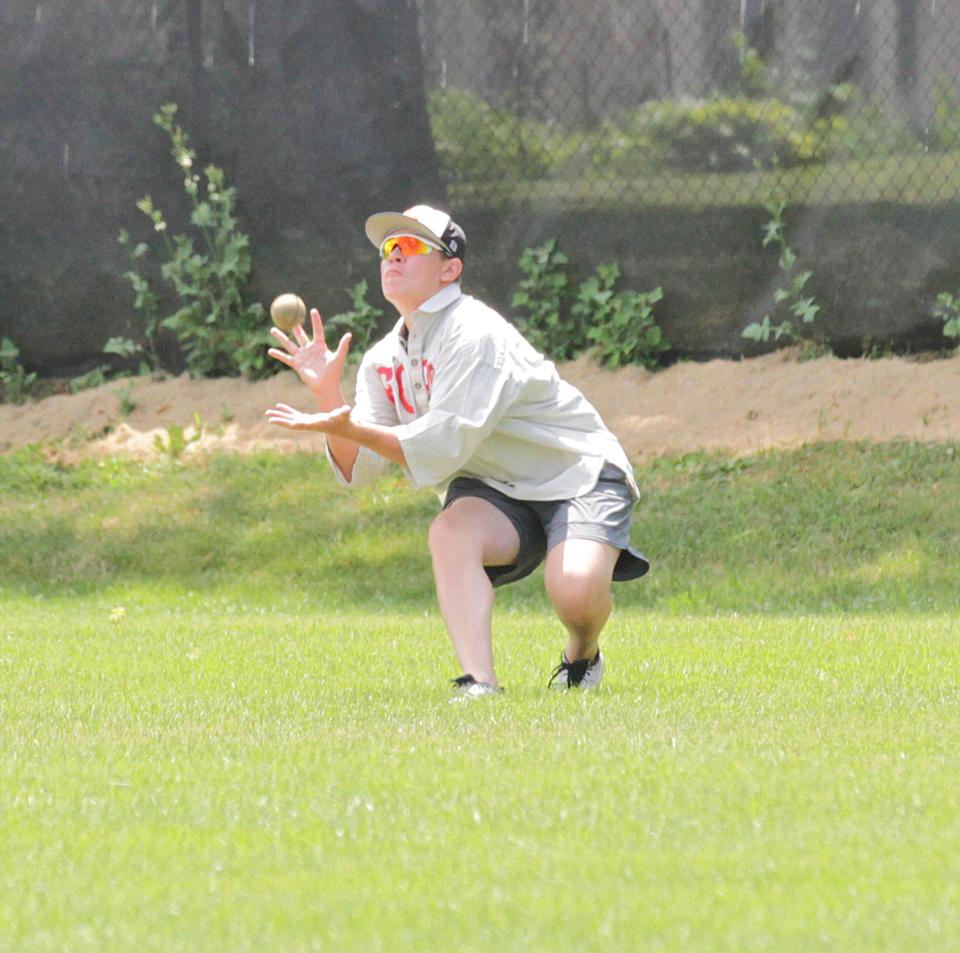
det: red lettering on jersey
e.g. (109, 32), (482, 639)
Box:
(394, 363), (415, 413)
(375, 365), (395, 405)
(422, 359), (435, 393)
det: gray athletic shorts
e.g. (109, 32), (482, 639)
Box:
(442, 463), (650, 588)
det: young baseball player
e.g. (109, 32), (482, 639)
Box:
(266, 205), (648, 697)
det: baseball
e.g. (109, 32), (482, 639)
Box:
(270, 293), (306, 333)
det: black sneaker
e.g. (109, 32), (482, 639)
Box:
(548, 651), (605, 689)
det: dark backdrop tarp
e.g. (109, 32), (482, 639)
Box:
(2, 1), (959, 378)
(0, 0), (442, 374)
(458, 200), (960, 360)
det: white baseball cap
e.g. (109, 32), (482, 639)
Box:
(365, 204), (467, 260)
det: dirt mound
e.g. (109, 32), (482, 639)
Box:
(561, 349), (960, 460)
(2, 349), (959, 463)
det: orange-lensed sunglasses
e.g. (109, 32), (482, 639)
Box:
(380, 234), (442, 259)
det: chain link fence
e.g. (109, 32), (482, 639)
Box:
(416, 0), (960, 209)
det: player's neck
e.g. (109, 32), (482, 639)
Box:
(392, 284), (447, 328)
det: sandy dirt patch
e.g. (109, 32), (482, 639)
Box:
(2, 349), (958, 463)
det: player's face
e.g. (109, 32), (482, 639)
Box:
(380, 236), (459, 315)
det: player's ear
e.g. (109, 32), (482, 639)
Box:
(440, 255), (463, 284)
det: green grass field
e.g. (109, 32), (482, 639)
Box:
(2, 442), (959, 951)
(451, 152), (960, 209)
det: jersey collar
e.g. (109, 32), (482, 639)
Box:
(415, 283), (463, 315)
(397, 283), (463, 342)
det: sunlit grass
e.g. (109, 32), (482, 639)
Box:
(1, 606), (958, 951)
(4, 441), (958, 613)
(2, 443), (960, 950)
(450, 152), (960, 209)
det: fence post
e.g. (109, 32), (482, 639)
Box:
(185, 0), (209, 145)
(699, 0), (735, 94)
(743, 0), (776, 63)
(895, 0), (919, 118)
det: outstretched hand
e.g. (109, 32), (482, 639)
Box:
(264, 402), (353, 435)
(267, 308), (351, 396)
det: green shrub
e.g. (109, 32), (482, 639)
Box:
(743, 197), (825, 352)
(730, 30), (775, 98)
(595, 88), (915, 176)
(69, 366), (110, 394)
(576, 264), (667, 370)
(511, 242), (668, 369)
(120, 103), (271, 379)
(511, 239), (580, 360)
(324, 281), (385, 364)
(666, 98), (822, 171)
(813, 94), (918, 161)
(153, 413), (204, 461)
(428, 88), (575, 184)
(115, 230), (163, 373)
(598, 97), (844, 174)
(0, 337), (38, 405)
(933, 292), (960, 345)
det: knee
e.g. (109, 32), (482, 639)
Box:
(546, 567), (611, 628)
(428, 508), (477, 561)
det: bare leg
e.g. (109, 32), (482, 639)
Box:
(544, 539), (620, 661)
(428, 498), (521, 687)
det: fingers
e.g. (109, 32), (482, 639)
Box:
(264, 404), (302, 429)
(270, 313), (323, 354)
(269, 327), (298, 355)
(310, 308), (324, 340)
(264, 403), (352, 433)
(293, 323), (310, 347)
(334, 332), (352, 364)
(267, 347), (294, 367)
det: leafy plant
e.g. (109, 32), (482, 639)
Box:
(428, 88), (572, 185)
(325, 281), (385, 364)
(104, 335), (144, 361)
(742, 197), (825, 353)
(0, 337), (37, 404)
(69, 366), (110, 394)
(511, 239), (580, 359)
(153, 413), (204, 460)
(115, 382), (137, 418)
(510, 241), (668, 367)
(596, 96), (833, 175)
(573, 264), (667, 370)
(730, 30), (775, 98)
(861, 337), (894, 360)
(0, 337), (38, 405)
(594, 26), (914, 179)
(115, 228), (163, 371)
(121, 103), (270, 380)
(933, 292), (960, 346)
(728, 29), (914, 164)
